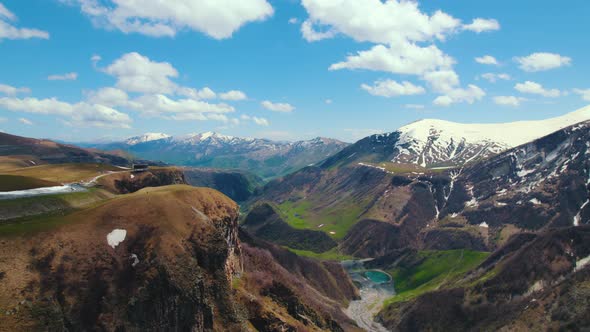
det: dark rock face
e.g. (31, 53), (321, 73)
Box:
(109, 169), (186, 194)
(377, 226), (590, 331)
(238, 229), (359, 331)
(421, 228), (488, 251)
(242, 203), (337, 253)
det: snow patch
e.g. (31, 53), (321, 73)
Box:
(130, 253), (140, 267)
(479, 222), (489, 228)
(529, 198), (541, 205)
(107, 229), (127, 248)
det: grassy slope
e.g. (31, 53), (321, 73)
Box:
(0, 175), (59, 191)
(286, 247), (354, 261)
(277, 198), (368, 240)
(1, 163), (121, 183)
(0, 189), (114, 236)
(385, 250), (490, 305)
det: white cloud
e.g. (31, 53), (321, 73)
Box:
(514, 81), (561, 97)
(515, 52), (572, 72)
(422, 70), (459, 93)
(18, 117), (33, 125)
(361, 79), (425, 98)
(301, 0), (462, 44)
(475, 55), (498, 65)
(0, 96), (132, 128)
(131, 94), (234, 120)
(493, 96), (525, 107)
(48, 72), (78, 81)
(329, 43), (455, 76)
(301, 20), (337, 42)
(573, 89), (590, 102)
(0, 3), (49, 40)
(252, 116), (269, 126)
(405, 104), (424, 109)
(178, 87), (217, 100)
(301, 0), (499, 102)
(104, 52), (179, 94)
(0, 84), (30, 96)
(325, 99), (333, 104)
(71, 0), (273, 39)
(463, 18), (500, 33)
(86, 87), (130, 107)
(0, 3), (16, 21)
(261, 100), (295, 113)
(288, 17), (298, 24)
(480, 73), (511, 83)
(433, 85), (485, 106)
(219, 90), (247, 101)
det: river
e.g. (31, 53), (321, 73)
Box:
(342, 259), (394, 332)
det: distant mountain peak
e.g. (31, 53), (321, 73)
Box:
(125, 133), (170, 146)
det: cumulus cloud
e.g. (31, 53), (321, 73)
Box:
(48, 72), (78, 81)
(515, 52), (572, 72)
(493, 96), (525, 107)
(329, 43), (455, 76)
(261, 100), (295, 113)
(422, 70), (459, 93)
(70, 0), (273, 39)
(573, 89), (590, 102)
(18, 117), (33, 125)
(0, 83), (31, 96)
(463, 18), (500, 33)
(0, 96), (132, 128)
(0, 3), (49, 40)
(433, 85), (485, 106)
(480, 73), (511, 83)
(104, 52), (179, 95)
(219, 90), (247, 101)
(515, 81), (561, 97)
(288, 17), (299, 24)
(86, 87), (130, 107)
(361, 79), (425, 98)
(301, 0), (497, 106)
(252, 116), (269, 126)
(301, 20), (337, 42)
(475, 55), (498, 65)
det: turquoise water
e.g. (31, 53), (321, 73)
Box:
(364, 270), (391, 284)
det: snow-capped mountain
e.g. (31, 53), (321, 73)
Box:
(90, 132), (349, 178)
(125, 133), (171, 146)
(324, 105), (590, 168)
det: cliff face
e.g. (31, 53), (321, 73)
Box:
(0, 186), (244, 331)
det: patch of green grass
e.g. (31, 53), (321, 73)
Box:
(0, 189), (112, 237)
(384, 250), (489, 305)
(286, 247), (354, 261)
(0, 175), (58, 191)
(277, 198), (366, 239)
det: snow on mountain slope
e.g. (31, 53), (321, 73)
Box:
(125, 133), (171, 145)
(391, 105), (590, 167)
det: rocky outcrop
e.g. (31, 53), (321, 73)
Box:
(97, 168), (186, 194)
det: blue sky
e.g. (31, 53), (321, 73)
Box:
(0, 0), (589, 143)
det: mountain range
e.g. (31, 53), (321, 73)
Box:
(85, 132), (349, 179)
(2, 105), (590, 331)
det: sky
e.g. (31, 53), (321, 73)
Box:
(0, 0), (589, 143)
